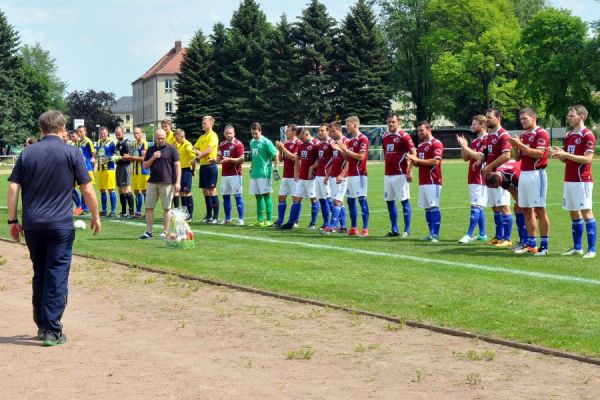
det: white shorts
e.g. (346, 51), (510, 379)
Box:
(346, 176), (368, 198)
(418, 184), (441, 208)
(563, 182), (594, 211)
(293, 179), (316, 199)
(330, 179), (347, 202)
(221, 175), (243, 196)
(518, 170), (547, 208)
(278, 178), (296, 196)
(384, 175), (410, 202)
(487, 186), (511, 207)
(469, 184), (487, 207)
(249, 178), (272, 195)
(315, 176), (331, 199)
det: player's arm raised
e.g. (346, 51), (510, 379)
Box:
(456, 135), (479, 162)
(339, 141), (365, 162)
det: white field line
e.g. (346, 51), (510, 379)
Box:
(109, 219), (600, 287)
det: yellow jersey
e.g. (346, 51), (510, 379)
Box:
(193, 130), (219, 165)
(176, 139), (196, 169)
(166, 130), (176, 146)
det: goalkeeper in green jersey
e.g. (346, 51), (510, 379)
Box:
(248, 122), (280, 226)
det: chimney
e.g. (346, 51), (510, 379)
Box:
(175, 41), (182, 52)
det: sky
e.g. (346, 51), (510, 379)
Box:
(2, 0), (599, 99)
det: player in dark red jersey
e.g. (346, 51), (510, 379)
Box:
(323, 121), (348, 233)
(456, 115), (488, 244)
(551, 105), (596, 258)
(382, 113), (416, 238)
(314, 123), (334, 230)
(507, 108), (550, 255)
(336, 116), (370, 237)
(274, 124), (302, 227)
(407, 121), (443, 242)
(217, 125), (245, 225)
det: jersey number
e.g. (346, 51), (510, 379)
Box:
(223, 150), (231, 157)
(567, 145), (576, 154)
(301, 150), (308, 158)
(386, 144), (395, 152)
(418, 152), (425, 159)
(252, 148), (259, 156)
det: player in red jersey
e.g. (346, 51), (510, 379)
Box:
(479, 108), (514, 248)
(507, 108), (550, 255)
(382, 113), (416, 238)
(551, 105), (596, 258)
(456, 115), (488, 244)
(274, 124), (302, 227)
(407, 121), (443, 242)
(335, 116), (370, 237)
(314, 123), (334, 230)
(323, 121), (348, 234)
(277, 128), (319, 230)
(217, 125), (245, 225)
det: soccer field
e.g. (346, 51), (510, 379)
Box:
(1, 161), (599, 357)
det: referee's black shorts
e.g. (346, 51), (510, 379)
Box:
(199, 164), (218, 189)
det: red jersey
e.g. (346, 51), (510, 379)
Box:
(496, 160), (521, 190)
(482, 128), (511, 169)
(315, 139), (333, 177)
(563, 128), (596, 182)
(417, 138), (444, 185)
(282, 138), (302, 179)
(468, 134), (487, 185)
(519, 126), (549, 171)
(218, 139), (244, 176)
(382, 130), (415, 176)
(298, 141), (318, 180)
(329, 137), (348, 177)
(346, 133), (369, 177)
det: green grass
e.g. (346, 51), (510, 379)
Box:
(1, 161), (599, 356)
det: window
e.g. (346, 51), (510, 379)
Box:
(165, 79), (173, 93)
(125, 114), (130, 122)
(126, 128), (131, 133)
(165, 102), (173, 113)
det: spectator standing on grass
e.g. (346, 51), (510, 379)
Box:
(139, 129), (181, 240)
(7, 110), (101, 347)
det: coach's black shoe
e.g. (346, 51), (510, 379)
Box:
(43, 331), (67, 347)
(386, 231), (400, 237)
(278, 223), (294, 230)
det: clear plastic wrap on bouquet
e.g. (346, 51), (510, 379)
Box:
(166, 207), (195, 249)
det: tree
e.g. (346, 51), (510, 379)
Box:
(20, 43), (67, 132)
(508, 0), (547, 26)
(586, 20), (600, 91)
(174, 30), (215, 136)
(215, 0), (274, 141)
(293, 0), (338, 124)
(65, 90), (119, 135)
(378, 0), (435, 125)
(519, 8), (597, 124)
(336, 0), (392, 123)
(264, 15), (301, 132)
(209, 22), (232, 130)
(426, 0), (521, 124)
(0, 9), (33, 147)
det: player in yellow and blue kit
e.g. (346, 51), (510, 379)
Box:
(131, 127), (150, 218)
(77, 125), (96, 214)
(96, 127), (118, 216)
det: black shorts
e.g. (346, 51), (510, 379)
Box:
(199, 164), (218, 189)
(181, 168), (193, 193)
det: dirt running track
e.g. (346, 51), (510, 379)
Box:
(0, 241), (598, 399)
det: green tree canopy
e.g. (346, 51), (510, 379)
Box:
(65, 90), (119, 135)
(508, 0), (548, 26)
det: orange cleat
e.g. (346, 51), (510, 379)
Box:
(347, 227), (359, 236)
(73, 207), (83, 216)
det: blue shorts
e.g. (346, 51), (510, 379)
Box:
(181, 168), (193, 193)
(199, 164), (218, 189)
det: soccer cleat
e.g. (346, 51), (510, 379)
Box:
(271, 222), (280, 228)
(360, 229), (369, 238)
(561, 248), (584, 256)
(80, 210), (89, 216)
(534, 247), (548, 256)
(159, 232), (168, 239)
(208, 219), (219, 224)
(138, 231), (153, 240)
(458, 235), (471, 244)
(107, 211), (116, 218)
(430, 235), (439, 243)
(422, 234), (433, 241)
(73, 207), (83, 216)
(475, 235), (488, 241)
(487, 238), (500, 245)
(337, 227), (347, 234)
(293, 223), (299, 228)
(222, 220), (232, 225)
(400, 232), (410, 239)
(277, 223), (294, 230)
(200, 217), (211, 223)
(118, 212), (127, 218)
(320, 227), (333, 235)
(514, 245), (537, 254)
(347, 227), (359, 236)
(237, 219), (244, 226)
(307, 224), (317, 230)
(386, 231), (400, 237)
(99, 211), (107, 217)
(42, 331), (67, 347)
(495, 240), (513, 248)
(134, 213), (142, 220)
(251, 221), (264, 227)
(262, 221), (274, 227)
(583, 251), (596, 259)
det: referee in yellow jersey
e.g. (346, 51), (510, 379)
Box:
(175, 128), (197, 221)
(194, 116), (219, 223)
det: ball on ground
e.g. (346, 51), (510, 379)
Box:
(74, 220), (86, 230)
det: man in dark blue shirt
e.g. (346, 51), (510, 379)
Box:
(7, 110), (101, 346)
